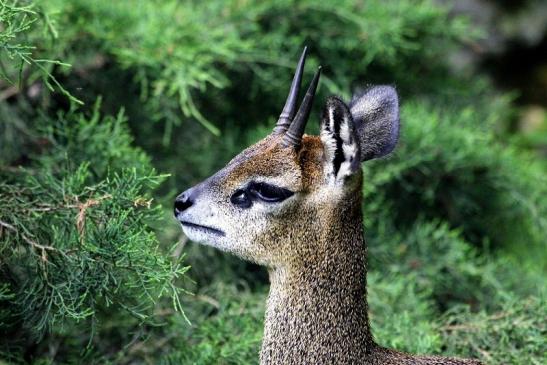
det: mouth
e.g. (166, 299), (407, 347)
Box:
(179, 221), (225, 237)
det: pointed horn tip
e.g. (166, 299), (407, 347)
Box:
(310, 66), (322, 81)
(307, 66), (322, 89)
(295, 47), (307, 66)
(273, 47), (309, 135)
(282, 65), (322, 148)
(298, 47), (308, 64)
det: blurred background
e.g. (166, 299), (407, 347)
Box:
(0, 0), (545, 364)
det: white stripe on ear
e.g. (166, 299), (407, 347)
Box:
(320, 96), (360, 185)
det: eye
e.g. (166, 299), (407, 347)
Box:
(230, 189), (252, 208)
(248, 182), (294, 203)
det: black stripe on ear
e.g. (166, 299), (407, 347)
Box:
(331, 103), (345, 177)
(321, 96), (360, 183)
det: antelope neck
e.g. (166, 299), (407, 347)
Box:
(260, 198), (374, 364)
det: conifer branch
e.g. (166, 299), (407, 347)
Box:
(0, 219), (57, 261)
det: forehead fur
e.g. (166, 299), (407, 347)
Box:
(222, 134), (324, 191)
(297, 135), (324, 190)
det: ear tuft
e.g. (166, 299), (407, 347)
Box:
(350, 86), (399, 161)
(320, 96), (360, 184)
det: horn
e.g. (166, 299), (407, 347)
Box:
(272, 47), (308, 135)
(282, 66), (322, 147)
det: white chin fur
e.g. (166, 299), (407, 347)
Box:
(181, 225), (230, 252)
(181, 225), (213, 244)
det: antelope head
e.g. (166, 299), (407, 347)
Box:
(174, 47), (399, 267)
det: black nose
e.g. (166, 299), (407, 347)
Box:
(174, 190), (194, 216)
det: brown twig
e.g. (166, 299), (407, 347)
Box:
(0, 219), (56, 261)
(127, 332), (177, 356)
(441, 311), (511, 332)
(0, 85), (20, 101)
(196, 294), (220, 309)
(171, 234), (188, 259)
(75, 194), (112, 242)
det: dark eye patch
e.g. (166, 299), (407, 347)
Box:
(230, 189), (252, 208)
(248, 182), (294, 203)
(230, 182), (294, 209)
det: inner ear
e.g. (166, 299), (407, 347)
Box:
(320, 96), (360, 184)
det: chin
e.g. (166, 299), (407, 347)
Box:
(180, 224), (224, 247)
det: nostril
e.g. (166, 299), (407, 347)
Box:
(174, 193), (194, 216)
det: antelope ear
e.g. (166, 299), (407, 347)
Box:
(349, 86), (399, 161)
(320, 96), (360, 184)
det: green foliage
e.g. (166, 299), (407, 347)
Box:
(0, 106), (187, 362)
(160, 283), (264, 365)
(30, 0), (474, 143)
(0, 1), (37, 82)
(0, 1), (80, 103)
(365, 102), (547, 251)
(37, 99), (151, 178)
(369, 271), (442, 354)
(0, 0), (545, 364)
(441, 296), (546, 364)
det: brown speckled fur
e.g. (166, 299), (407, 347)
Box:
(176, 127), (482, 364)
